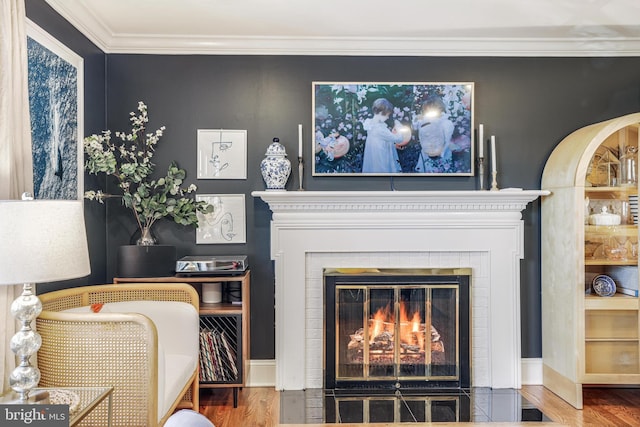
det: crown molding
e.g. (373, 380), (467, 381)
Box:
(100, 35), (640, 57)
(45, 0), (640, 56)
(44, 0), (110, 52)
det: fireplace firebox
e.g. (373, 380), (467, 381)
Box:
(325, 269), (470, 391)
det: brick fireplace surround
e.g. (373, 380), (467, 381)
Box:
(252, 190), (547, 391)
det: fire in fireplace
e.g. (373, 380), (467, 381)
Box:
(347, 300), (445, 367)
(324, 269), (470, 391)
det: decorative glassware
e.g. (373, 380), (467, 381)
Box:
(130, 226), (158, 246)
(618, 145), (638, 187)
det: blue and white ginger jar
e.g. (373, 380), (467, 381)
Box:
(260, 138), (291, 191)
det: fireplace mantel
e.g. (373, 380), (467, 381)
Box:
(252, 189), (547, 214)
(252, 190), (548, 390)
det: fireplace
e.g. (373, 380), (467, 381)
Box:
(252, 190), (547, 390)
(325, 269), (470, 391)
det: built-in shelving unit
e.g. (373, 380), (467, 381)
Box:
(542, 113), (640, 409)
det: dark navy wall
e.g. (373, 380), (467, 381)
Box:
(104, 54), (640, 359)
(26, 0), (640, 360)
(25, 0), (107, 289)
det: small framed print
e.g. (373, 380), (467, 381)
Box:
(197, 129), (247, 179)
(196, 194), (246, 244)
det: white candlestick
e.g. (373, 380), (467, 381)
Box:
(491, 135), (497, 173)
(298, 124), (303, 158)
(478, 124), (484, 158)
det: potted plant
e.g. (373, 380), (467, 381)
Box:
(84, 101), (212, 276)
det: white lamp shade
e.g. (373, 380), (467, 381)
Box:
(0, 200), (91, 285)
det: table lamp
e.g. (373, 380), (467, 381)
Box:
(0, 198), (90, 401)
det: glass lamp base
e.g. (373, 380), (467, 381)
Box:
(8, 283), (42, 402)
(9, 365), (41, 401)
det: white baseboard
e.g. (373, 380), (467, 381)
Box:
(246, 359), (276, 387)
(521, 358), (543, 385)
(246, 358), (543, 388)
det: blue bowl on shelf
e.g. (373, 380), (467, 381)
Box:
(592, 274), (616, 297)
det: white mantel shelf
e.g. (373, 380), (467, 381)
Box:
(252, 189), (549, 391)
(252, 189), (549, 213)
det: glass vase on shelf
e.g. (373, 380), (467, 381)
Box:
(618, 145), (638, 187)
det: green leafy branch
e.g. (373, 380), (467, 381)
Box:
(84, 102), (212, 238)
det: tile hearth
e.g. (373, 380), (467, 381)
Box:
(280, 388), (552, 424)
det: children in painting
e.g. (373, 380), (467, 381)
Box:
(413, 95), (455, 173)
(315, 130), (350, 161)
(362, 98), (409, 173)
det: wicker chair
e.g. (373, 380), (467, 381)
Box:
(36, 283), (200, 427)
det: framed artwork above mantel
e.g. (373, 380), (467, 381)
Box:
(312, 82), (474, 177)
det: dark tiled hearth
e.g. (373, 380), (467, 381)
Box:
(280, 388), (552, 424)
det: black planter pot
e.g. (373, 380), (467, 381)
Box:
(117, 245), (177, 278)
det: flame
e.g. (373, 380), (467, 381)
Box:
(413, 311), (425, 350)
(369, 301), (425, 352)
(370, 304), (393, 339)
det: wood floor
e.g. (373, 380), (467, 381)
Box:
(199, 385), (640, 426)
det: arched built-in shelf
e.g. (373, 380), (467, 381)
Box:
(542, 113), (640, 409)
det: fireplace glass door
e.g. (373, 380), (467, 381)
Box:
(325, 270), (470, 390)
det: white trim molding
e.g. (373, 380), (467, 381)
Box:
(63, 34), (640, 57)
(247, 359), (277, 387)
(521, 358), (544, 386)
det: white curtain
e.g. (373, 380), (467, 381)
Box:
(0, 0), (34, 393)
